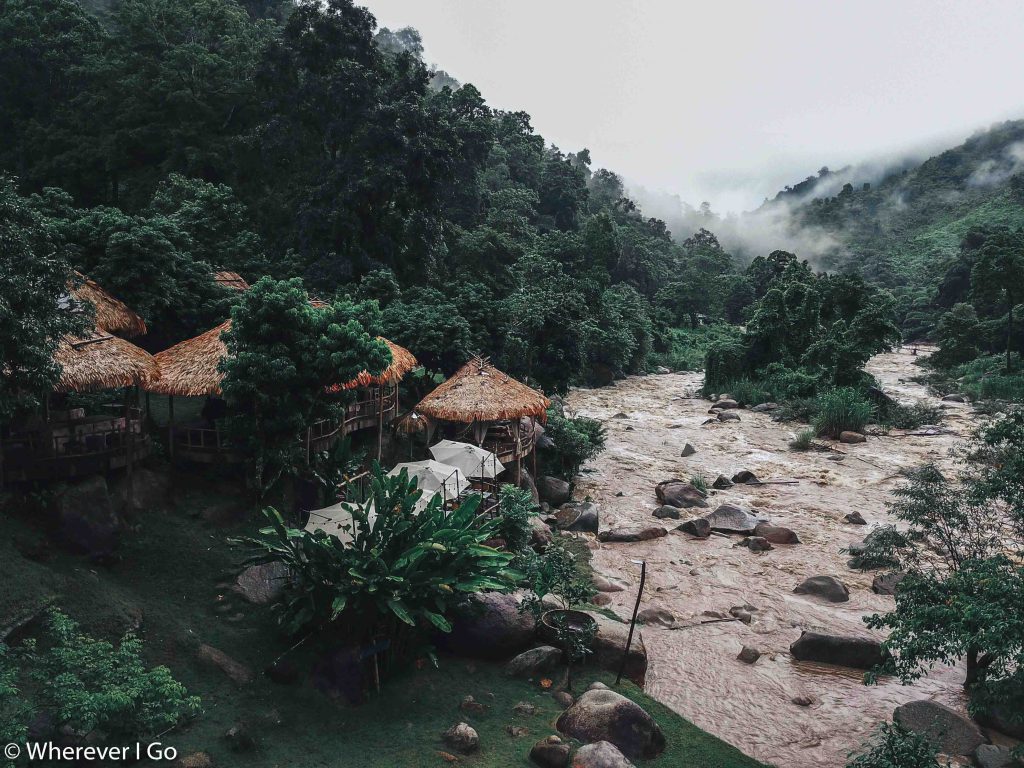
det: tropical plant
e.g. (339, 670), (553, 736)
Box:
(234, 466), (520, 660)
(0, 645), (28, 767)
(25, 610), (200, 741)
(540, 409), (607, 480)
(496, 484), (538, 555)
(519, 539), (595, 620)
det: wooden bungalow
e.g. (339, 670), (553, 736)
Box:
(412, 357), (549, 482)
(146, 321), (416, 463)
(1, 330), (159, 482)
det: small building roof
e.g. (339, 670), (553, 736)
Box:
(53, 330), (160, 393)
(213, 271), (250, 292)
(337, 339), (417, 390)
(414, 357), (549, 423)
(146, 320), (231, 397)
(69, 273), (147, 338)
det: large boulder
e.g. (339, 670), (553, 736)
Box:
(556, 687), (665, 759)
(443, 592), (537, 659)
(54, 476), (122, 557)
(790, 631), (885, 670)
(505, 646), (562, 678)
(793, 575), (850, 603)
(871, 572), (906, 596)
(519, 467), (541, 504)
(589, 614), (647, 687)
(893, 700), (986, 757)
(553, 502), (599, 533)
(753, 523), (800, 544)
(538, 476), (572, 506)
(572, 741), (634, 768)
(654, 480), (708, 509)
(598, 526), (667, 543)
(234, 562), (289, 605)
(703, 504), (763, 534)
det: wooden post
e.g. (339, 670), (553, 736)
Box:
(376, 387), (384, 461)
(124, 387), (135, 511)
(616, 560), (647, 686)
(305, 426), (311, 466)
(167, 395), (175, 461)
(531, 416), (538, 478)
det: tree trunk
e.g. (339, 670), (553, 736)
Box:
(964, 647), (994, 690)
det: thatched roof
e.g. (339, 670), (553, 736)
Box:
(53, 330), (160, 393)
(70, 273), (147, 338)
(214, 271), (250, 292)
(414, 357), (549, 423)
(146, 320), (231, 397)
(338, 338), (418, 390)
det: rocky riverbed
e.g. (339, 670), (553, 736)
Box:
(565, 349), (979, 768)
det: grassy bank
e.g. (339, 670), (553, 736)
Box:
(0, 466), (764, 768)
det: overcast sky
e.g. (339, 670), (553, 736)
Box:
(363, 0), (1024, 213)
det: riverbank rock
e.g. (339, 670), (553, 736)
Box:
(717, 411), (741, 422)
(531, 517), (553, 549)
(572, 741), (634, 768)
(839, 431), (867, 444)
(234, 562), (288, 605)
(753, 523), (801, 544)
(519, 467), (541, 504)
(530, 735), (571, 768)
(506, 646), (562, 678)
(598, 526), (667, 543)
(444, 592), (536, 659)
(741, 536), (773, 552)
(703, 504), (762, 534)
(54, 476), (122, 557)
(677, 518), (711, 539)
(794, 575), (850, 602)
(654, 480), (708, 509)
(942, 393), (968, 403)
(590, 613), (647, 686)
(538, 476), (572, 506)
(751, 402), (779, 413)
(716, 399), (739, 409)
(737, 645), (761, 664)
(844, 511), (867, 525)
(790, 631), (885, 669)
(893, 700), (986, 757)
(731, 470), (758, 484)
(553, 502), (599, 533)
(442, 722), (479, 754)
(556, 687), (665, 759)
(871, 572), (906, 595)
(974, 745), (1019, 768)
(711, 475), (734, 490)
(652, 505), (680, 520)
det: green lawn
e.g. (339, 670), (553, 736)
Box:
(0, 465), (764, 768)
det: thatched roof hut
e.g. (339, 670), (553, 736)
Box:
(414, 357), (549, 423)
(338, 339), (417, 390)
(70, 273), (147, 338)
(214, 271), (250, 292)
(53, 331), (160, 393)
(146, 320), (231, 397)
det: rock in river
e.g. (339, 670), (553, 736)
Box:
(677, 517), (711, 539)
(598, 526), (667, 543)
(839, 431), (867, 444)
(703, 504), (763, 534)
(793, 575), (850, 602)
(753, 523), (801, 544)
(654, 479), (708, 509)
(893, 700), (986, 757)
(790, 631), (885, 670)
(556, 687), (665, 759)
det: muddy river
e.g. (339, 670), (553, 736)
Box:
(566, 349), (978, 767)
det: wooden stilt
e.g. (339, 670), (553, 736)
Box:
(167, 396), (175, 461)
(376, 387), (384, 461)
(124, 387), (135, 511)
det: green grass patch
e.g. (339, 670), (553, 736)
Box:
(0, 464), (764, 768)
(813, 388), (875, 438)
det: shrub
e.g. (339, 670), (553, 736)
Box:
(497, 484), (537, 554)
(846, 722), (949, 768)
(789, 429), (815, 451)
(720, 378), (769, 406)
(235, 466), (520, 653)
(26, 610), (200, 740)
(703, 338), (746, 391)
(843, 525), (911, 571)
(540, 409), (607, 480)
(519, 539), (595, 620)
(689, 473), (709, 494)
(814, 387), (875, 437)
(0, 645), (28, 762)
(878, 402), (943, 430)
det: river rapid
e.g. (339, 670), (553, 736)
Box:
(565, 349), (979, 767)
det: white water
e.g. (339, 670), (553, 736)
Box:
(566, 349), (979, 767)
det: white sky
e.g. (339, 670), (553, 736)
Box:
(363, 0), (1024, 212)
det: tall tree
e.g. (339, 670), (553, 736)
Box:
(971, 228), (1024, 372)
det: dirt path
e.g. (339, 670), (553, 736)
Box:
(565, 349), (978, 768)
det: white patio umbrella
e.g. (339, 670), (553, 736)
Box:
(429, 439), (504, 479)
(388, 459), (470, 510)
(303, 500), (376, 546)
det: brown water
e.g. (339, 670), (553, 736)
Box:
(566, 349), (978, 768)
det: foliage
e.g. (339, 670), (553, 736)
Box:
(519, 538), (595, 620)
(689, 473), (709, 495)
(971, 227), (1024, 372)
(23, 609), (200, 740)
(539, 408), (607, 480)
(789, 429), (815, 451)
(931, 303), (981, 368)
(813, 387), (875, 438)
(0, 645), (28, 765)
(843, 525), (912, 571)
(876, 401), (943, 431)
(234, 466), (519, 647)
(0, 178), (89, 420)
(845, 722), (949, 768)
(496, 484), (537, 555)
(220, 277), (388, 498)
